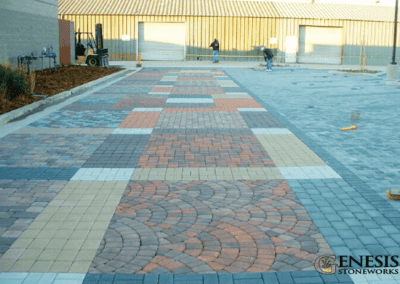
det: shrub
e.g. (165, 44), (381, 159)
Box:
(0, 64), (29, 100)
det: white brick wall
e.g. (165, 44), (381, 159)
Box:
(0, 0), (60, 70)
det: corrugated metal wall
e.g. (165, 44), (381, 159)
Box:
(61, 14), (277, 62)
(276, 18), (400, 65)
(60, 14), (400, 65)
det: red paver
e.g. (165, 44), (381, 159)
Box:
(137, 134), (274, 168)
(89, 180), (334, 274)
(118, 112), (161, 128)
(151, 87), (173, 92)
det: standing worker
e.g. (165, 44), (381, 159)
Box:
(210, 38), (220, 63)
(262, 46), (274, 72)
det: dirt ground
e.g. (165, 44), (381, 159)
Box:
(0, 65), (123, 116)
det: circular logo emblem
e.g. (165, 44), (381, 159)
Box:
(315, 255), (337, 274)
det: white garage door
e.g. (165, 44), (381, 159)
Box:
(298, 26), (343, 64)
(138, 22), (185, 61)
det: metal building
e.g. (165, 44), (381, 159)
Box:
(2, 0), (60, 70)
(58, 0), (400, 65)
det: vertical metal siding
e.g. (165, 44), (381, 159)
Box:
(58, 14), (400, 64)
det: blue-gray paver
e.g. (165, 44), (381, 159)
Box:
(159, 274), (173, 284)
(276, 272), (294, 284)
(225, 68), (400, 283)
(143, 274), (158, 284)
(203, 274), (218, 284)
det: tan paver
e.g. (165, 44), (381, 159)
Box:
(212, 93), (252, 99)
(132, 167), (283, 181)
(256, 134), (327, 167)
(218, 81), (238, 87)
(0, 181), (128, 273)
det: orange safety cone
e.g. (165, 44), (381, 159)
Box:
(341, 125), (357, 131)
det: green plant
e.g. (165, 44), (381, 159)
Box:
(0, 64), (29, 100)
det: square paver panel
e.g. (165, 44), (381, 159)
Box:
(83, 135), (150, 168)
(136, 134), (274, 168)
(112, 96), (167, 109)
(0, 134), (109, 168)
(154, 112), (249, 129)
(214, 99), (263, 111)
(27, 110), (131, 128)
(240, 112), (286, 128)
(118, 112), (161, 128)
(0, 180), (68, 258)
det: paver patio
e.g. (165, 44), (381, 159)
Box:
(0, 66), (399, 283)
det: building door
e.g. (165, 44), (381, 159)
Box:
(138, 22), (185, 61)
(298, 26), (343, 64)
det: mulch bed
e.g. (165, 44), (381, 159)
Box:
(0, 65), (123, 116)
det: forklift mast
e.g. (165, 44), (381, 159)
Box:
(95, 24), (108, 56)
(96, 24), (103, 50)
(75, 24), (108, 66)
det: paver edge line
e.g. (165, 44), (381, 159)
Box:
(223, 67), (400, 228)
(0, 68), (133, 127)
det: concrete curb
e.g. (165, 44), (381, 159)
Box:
(0, 68), (130, 126)
(329, 70), (384, 77)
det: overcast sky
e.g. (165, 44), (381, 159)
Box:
(246, 0), (396, 5)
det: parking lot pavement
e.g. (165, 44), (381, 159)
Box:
(0, 66), (399, 283)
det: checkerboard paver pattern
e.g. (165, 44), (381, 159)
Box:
(0, 68), (366, 284)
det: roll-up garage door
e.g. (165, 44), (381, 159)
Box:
(138, 22), (185, 61)
(298, 26), (343, 64)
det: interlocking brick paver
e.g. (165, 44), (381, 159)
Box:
(113, 95), (167, 108)
(89, 180), (332, 274)
(256, 134), (327, 167)
(113, 129), (153, 135)
(83, 135), (149, 168)
(7, 67), (400, 283)
(137, 134), (274, 168)
(1, 181), (127, 273)
(154, 112), (248, 129)
(27, 110), (130, 128)
(0, 134), (108, 168)
(118, 112), (160, 128)
(213, 99), (262, 111)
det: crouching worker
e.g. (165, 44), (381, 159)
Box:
(262, 46), (274, 72)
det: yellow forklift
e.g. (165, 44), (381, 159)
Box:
(75, 24), (108, 67)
